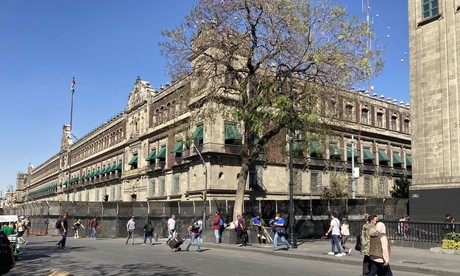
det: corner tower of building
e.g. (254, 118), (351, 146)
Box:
(409, 0), (460, 221)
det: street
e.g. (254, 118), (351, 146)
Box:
(7, 236), (425, 276)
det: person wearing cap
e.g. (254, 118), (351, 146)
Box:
(125, 216), (136, 245)
(186, 216), (203, 252)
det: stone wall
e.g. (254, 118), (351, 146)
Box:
(2, 198), (408, 240)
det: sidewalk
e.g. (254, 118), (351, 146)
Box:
(202, 239), (460, 276)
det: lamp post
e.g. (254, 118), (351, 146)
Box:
(278, 63), (297, 248)
(193, 142), (208, 229)
(351, 135), (357, 199)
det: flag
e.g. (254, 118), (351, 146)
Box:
(71, 77), (76, 93)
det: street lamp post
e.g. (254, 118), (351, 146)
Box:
(351, 135), (357, 199)
(193, 142), (208, 229)
(278, 63), (297, 248)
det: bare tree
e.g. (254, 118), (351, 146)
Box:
(161, 0), (382, 219)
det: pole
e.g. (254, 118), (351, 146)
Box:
(67, 76), (75, 201)
(351, 135), (356, 199)
(289, 131), (297, 248)
(193, 143), (207, 229)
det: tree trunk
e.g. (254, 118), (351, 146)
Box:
(232, 151), (250, 221)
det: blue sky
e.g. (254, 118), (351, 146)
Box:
(0, 0), (409, 196)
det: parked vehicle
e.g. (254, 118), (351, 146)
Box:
(0, 215), (20, 261)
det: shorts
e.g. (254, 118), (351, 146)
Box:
(17, 231), (25, 237)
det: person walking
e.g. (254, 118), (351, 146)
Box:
(24, 215), (31, 237)
(212, 212), (224, 243)
(273, 213), (292, 252)
(89, 217), (99, 240)
(166, 214), (177, 244)
(73, 218), (84, 239)
(56, 212), (68, 249)
(143, 219), (154, 245)
(368, 222), (393, 276)
(126, 216), (136, 245)
(324, 212), (343, 257)
(186, 216), (203, 252)
(361, 214), (379, 275)
(341, 218), (352, 255)
(17, 216), (28, 245)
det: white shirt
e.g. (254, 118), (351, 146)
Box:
(126, 219), (136, 230)
(340, 223), (350, 236)
(168, 218), (176, 231)
(331, 218), (341, 235)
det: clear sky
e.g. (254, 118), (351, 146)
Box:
(0, 0), (409, 196)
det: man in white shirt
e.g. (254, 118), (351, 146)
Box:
(126, 216), (136, 245)
(324, 212), (343, 256)
(166, 214), (177, 243)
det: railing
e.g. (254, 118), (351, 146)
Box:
(349, 220), (459, 244)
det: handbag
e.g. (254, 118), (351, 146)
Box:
(277, 227), (285, 234)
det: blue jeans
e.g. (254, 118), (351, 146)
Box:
(214, 229), (221, 243)
(90, 228), (97, 239)
(186, 234), (201, 251)
(57, 230), (67, 247)
(273, 232), (291, 251)
(144, 234), (153, 244)
(331, 234), (342, 253)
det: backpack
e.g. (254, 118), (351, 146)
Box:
(354, 233), (362, 251)
(55, 218), (62, 229)
(219, 218), (224, 228)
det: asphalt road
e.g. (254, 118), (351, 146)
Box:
(7, 236), (423, 276)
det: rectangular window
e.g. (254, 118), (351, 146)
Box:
(376, 113), (383, 127)
(390, 117), (397, 131)
(148, 178), (155, 197)
(422, 0), (439, 20)
(293, 168), (302, 193)
(403, 120), (410, 133)
(310, 171), (322, 192)
(361, 110), (368, 125)
(379, 177), (388, 197)
(172, 175), (180, 195)
(345, 105), (353, 121)
(364, 175), (374, 196)
(158, 176), (165, 196)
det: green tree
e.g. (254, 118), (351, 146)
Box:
(161, 0), (382, 219)
(391, 177), (410, 198)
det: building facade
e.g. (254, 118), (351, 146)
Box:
(408, 0), (460, 221)
(15, 72), (411, 205)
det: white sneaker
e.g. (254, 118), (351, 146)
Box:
(335, 253), (344, 257)
(327, 252), (335, 255)
(348, 248), (352, 255)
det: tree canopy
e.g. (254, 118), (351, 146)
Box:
(161, 0), (383, 218)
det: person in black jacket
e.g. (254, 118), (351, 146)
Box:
(143, 219), (154, 245)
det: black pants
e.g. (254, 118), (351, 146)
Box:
(237, 228), (247, 245)
(362, 255), (371, 275)
(368, 260), (393, 276)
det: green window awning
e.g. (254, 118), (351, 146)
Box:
(329, 143), (342, 156)
(107, 163), (116, 173)
(156, 146), (166, 159)
(347, 146), (358, 158)
(378, 150), (390, 162)
(171, 141), (184, 153)
(192, 125), (204, 140)
(128, 155), (138, 166)
(100, 166), (108, 174)
(363, 148), (375, 160)
(224, 124), (242, 140)
(115, 162), (122, 171)
(94, 169), (101, 176)
(406, 155), (412, 166)
(309, 140), (322, 155)
(393, 153), (403, 164)
(145, 149), (157, 161)
(292, 140), (302, 152)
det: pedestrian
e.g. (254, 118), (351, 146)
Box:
(341, 218), (352, 255)
(236, 214), (247, 247)
(0, 229), (15, 275)
(252, 213), (266, 244)
(24, 215), (31, 237)
(212, 212), (224, 243)
(143, 219), (154, 245)
(126, 216), (136, 245)
(1, 222), (14, 236)
(186, 216), (203, 252)
(273, 213), (292, 251)
(56, 212), (68, 249)
(444, 214), (455, 233)
(89, 217), (99, 240)
(368, 222), (393, 276)
(17, 216), (28, 245)
(166, 214), (177, 244)
(360, 214), (379, 275)
(324, 212), (343, 256)
(73, 218), (84, 239)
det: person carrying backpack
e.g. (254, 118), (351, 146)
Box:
(212, 212), (224, 244)
(56, 212), (68, 249)
(143, 219), (154, 245)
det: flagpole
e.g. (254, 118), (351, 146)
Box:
(67, 76), (76, 201)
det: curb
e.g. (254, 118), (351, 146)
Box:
(203, 242), (459, 276)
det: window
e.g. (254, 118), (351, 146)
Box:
(310, 171), (322, 192)
(422, 0), (439, 20)
(158, 176), (165, 196)
(403, 119), (410, 133)
(376, 111), (383, 127)
(293, 168), (302, 193)
(390, 114), (398, 131)
(171, 175), (180, 195)
(364, 175), (374, 197)
(345, 104), (353, 121)
(379, 177), (388, 197)
(148, 178), (155, 198)
(361, 108), (369, 125)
